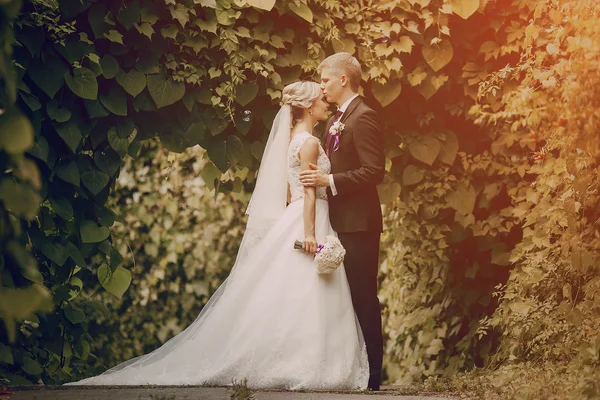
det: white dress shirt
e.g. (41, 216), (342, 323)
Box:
(328, 94), (359, 196)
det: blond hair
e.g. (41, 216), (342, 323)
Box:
(281, 81), (321, 129)
(317, 52), (362, 92)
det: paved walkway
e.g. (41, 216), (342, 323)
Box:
(2, 385), (457, 400)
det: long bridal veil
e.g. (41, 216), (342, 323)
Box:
(67, 106), (293, 383)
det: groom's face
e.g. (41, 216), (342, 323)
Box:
(319, 68), (344, 106)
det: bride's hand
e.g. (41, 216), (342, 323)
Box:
(303, 235), (318, 256)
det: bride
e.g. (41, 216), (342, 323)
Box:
(65, 81), (369, 390)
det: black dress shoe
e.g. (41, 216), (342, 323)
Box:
(367, 379), (380, 391)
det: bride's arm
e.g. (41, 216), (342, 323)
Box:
(299, 138), (320, 256)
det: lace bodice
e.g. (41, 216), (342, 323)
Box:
(287, 131), (330, 203)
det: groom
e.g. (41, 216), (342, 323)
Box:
(300, 53), (385, 390)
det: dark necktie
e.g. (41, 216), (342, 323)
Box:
(325, 110), (343, 157)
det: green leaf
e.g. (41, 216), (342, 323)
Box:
(235, 83), (258, 106)
(100, 54), (119, 79)
(109, 248), (123, 269)
(250, 141), (265, 160)
(84, 99), (110, 119)
(159, 132), (187, 153)
(64, 68), (98, 100)
(377, 178), (401, 205)
(147, 72), (186, 108)
(332, 38), (356, 55)
(84, 299), (110, 318)
(135, 52), (160, 74)
(196, 88), (212, 105)
(19, 92), (41, 111)
(21, 355), (43, 375)
(201, 162), (222, 191)
(134, 22), (154, 39)
(97, 264), (131, 299)
(116, 0), (141, 29)
(0, 343), (13, 365)
(76, 339), (91, 360)
(100, 87), (128, 116)
(55, 121), (82, 153)
(402, 164), (424, 186)
(64, 305), (86, 324)
(80, 220), (110, 243)
(508, 301), (531, 315)
(416, 74), (449, 100)
(27, 59), (67, 98)
(133, 92), (157, 111)
(247, 0), (276, 11)
(128, 138), (142, 157)
(55, 161), (80, 186)
(80, 162), (110, 195)
(47, 101), (72, 122)
(88, 3), (110, 39)
(40, 240), (69, 266)
(226, 135), (244, 165)
(491, 243), (511, 266)
(0, 286), (51, 342)
(107, 127), (129, 157)
(0, 179), (41, 220)
(116, 68), (147, 97)
(59, 0), (92, 20)
(371, 80), (401, 108)
(104, 29), (124, 44)
(208, 140), (228, 172)
(65, 241), (87, 267)
(392, 36), (415, 53)
(28, 136), (49, 163)
(438, 132), (459, 165)
(450, 0), (480, 19)
(0, 111), (34, 153)
(409, 136), (441, 166)
(422, 39), (454, 72)
(6, 241), (42, 284)
(170, 3), (189, 27)
(186, 121), (206, 146)
(289, 2), (313, 23)
(446, 182), (477, 215)
(161, 24), (179, 39)
(195, 16), (218, 34)
(94, 148), (121, 176)
(50, 196), (74, 220)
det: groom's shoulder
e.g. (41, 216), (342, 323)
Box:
(355, 97), (378, 118)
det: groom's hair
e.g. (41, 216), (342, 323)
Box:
(317, 53), (361, 92)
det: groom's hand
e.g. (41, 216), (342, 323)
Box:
(300, 163), (330, 188)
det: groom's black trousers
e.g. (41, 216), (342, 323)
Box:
(338, 230), (383, 389)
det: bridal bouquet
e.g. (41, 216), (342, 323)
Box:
(294, 235), (346, 274)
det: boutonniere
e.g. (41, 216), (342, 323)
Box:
(329, 120), (345, 137)
(328, 120), (345, 153)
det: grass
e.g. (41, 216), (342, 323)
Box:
(228, 378), (254, 400)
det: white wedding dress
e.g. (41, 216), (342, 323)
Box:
(66, 131), (369, 390)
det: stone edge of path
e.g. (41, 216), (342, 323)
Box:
(3, 384), (460, 399)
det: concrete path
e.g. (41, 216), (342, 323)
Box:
(2, 385), (457, 400)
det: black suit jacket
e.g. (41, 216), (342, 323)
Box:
(325, 96), (385, 233)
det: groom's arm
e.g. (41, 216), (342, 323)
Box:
(330, 109), (385, 195)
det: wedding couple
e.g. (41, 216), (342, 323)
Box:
(67, 53), (385, 391)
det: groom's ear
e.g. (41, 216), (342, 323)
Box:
(340, 74), (349, 87)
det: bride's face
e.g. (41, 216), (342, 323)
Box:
(311, 93), (329, 122)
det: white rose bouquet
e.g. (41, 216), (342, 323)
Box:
(293, 235), (346, 274)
